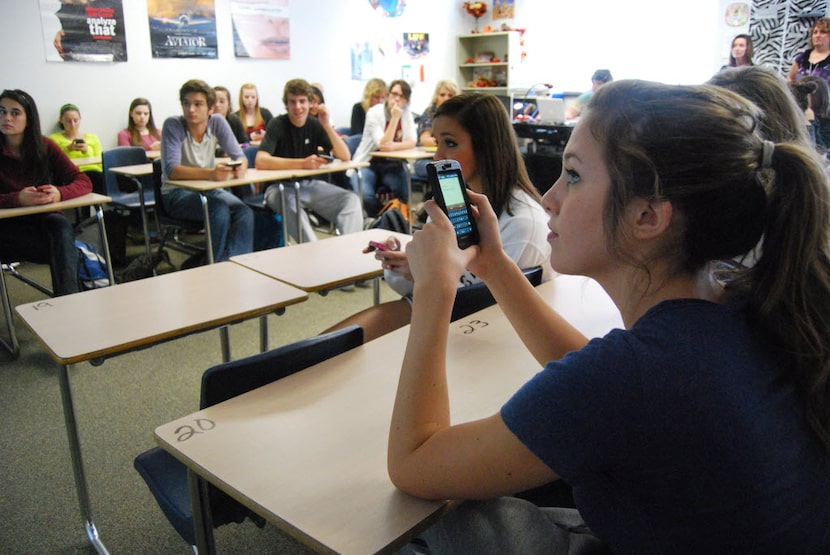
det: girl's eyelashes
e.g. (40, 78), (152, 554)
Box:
(565, 168), (581, 185)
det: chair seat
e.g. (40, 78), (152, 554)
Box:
(110, 189), (156, 210)
(133, 447), (195, 544)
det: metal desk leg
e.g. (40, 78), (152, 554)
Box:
(294, 180), (303, 243)
(199, 194), (215, 264)
(278, 183), (288, 245)
(259, 315), (268, 352)
(131, 176), (154, 266)
(373, 276), (380, 306)
(403, 161), (413, 233)
(58, 363), (110, 555)
(356, 170), (365, 219)
(188, 470), (217, 555)
(0, 263), (20, 358)
(93, 204), (115, 285)
(197, 193), (230, 361)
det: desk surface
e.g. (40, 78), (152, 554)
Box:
(370, 148), (434, 160)
(231, 229), (411, 292)
(166, 161), (369, 192)
(71, 155), (102, 167)
(15, 262), (308, 364)
(155, 275), (622, 554)
(109, 162), (154, 177)
(0, 192), (111, 220)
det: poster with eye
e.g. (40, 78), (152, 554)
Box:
(40, 0), (128, 62)
(146, 0), (217, 59)
(231, 0), (290, 59)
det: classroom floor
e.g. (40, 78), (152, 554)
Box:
(0, 228), (404, 554)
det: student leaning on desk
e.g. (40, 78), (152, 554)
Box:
(0, 89), (92, 296)
(390, 80), (830, 553)
(160, 79), (254, 264)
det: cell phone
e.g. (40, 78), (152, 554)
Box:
(73, 138), (85, 144)
(366, 240), (388, 252)
(226, 160), (243, 168)
(426, 159), (479, 249)
(318, 153), (334, 162)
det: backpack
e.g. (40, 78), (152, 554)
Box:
(369, 199), (410, 234)
(75, 240), (110, 290)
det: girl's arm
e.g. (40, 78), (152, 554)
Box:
(388, 202), (558, 499)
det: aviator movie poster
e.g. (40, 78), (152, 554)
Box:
(147, 0), (218, 59)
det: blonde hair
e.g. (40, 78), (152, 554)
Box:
(361, 78), (388, 111)
(430, 79), (460, 106)
(236, 83), (264, 129)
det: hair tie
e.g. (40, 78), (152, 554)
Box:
(761, 140), (774, 169)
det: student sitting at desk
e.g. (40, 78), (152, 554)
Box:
(160, 79), (254, 263)
(390, 80), (830, 554)
(49, 102), (104, 195)
(0, 89), (92, 295)
(117, 97), (161, 151)
(255, 78), (362, 243)
(325, 93), (551, 342)
(351, 79), (417, 216)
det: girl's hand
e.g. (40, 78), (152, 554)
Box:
(465, 190), (508, 281)
(407, 200), (479, 288)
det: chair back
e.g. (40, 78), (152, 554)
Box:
(151, 159), (199, 227)
(201, 325), (364, 408)
(101, 146), (150, 201)
(345, 134), (362, 156)
(450, 266), (544, 322)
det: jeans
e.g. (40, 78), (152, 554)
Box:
(0, 213), (80, 296)
(398, 497), (609, 555)
(162, 187), (254, 262)
(351, 163), (409, 217)
(263, 179), (363, 243)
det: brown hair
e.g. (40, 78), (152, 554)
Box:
(126, 97), (160, 147)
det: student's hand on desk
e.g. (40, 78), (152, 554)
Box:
(214, 162), (247, 181)
(302, 154), (329, 170)
(407, 200), (478, 286)
(376, 239), (411, 279)
(18, 185), (61, 206)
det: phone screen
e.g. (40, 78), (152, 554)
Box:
(428, 161), (479, 249)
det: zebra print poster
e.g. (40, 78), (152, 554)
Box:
(750, 0), (828, 76)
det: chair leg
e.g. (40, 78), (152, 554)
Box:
(0, 263), (20, 358)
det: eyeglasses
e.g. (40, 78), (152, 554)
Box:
(388, 91), (403, 99)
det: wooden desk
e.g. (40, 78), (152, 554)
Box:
(155, 275), (622, 554)
(15, 262), (308, 554)
(0, 193), (113, 358)
(167, 161), (370, 249)
(71, 155), (103, 167)
(369, 148), (434, 231)
(231, 228), (411, 304)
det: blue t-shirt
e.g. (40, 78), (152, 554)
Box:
(502, 299), (830, 553)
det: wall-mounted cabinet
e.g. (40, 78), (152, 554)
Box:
(457, 31), (522, 95)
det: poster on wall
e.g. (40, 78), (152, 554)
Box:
(351, 42), (375, 80)
(231, 0), (290, 59)
(40, 0), (128, 62)
(147, 0), (217, 59)
(402, 32), (429, 58)
(492, 0), (514, 20)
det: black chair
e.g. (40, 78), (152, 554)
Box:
(101, 147), (157, 262)
(450, 266), (544, 322)
(133, 325), (364, 548)
(151, 159), (206, 265)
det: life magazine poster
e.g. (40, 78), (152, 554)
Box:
(40, 0), (128, 63)
(147, 0), (218, 59)
(231, 0), (290, 59)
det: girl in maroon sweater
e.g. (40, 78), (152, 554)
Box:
(0, 89), (92, 295)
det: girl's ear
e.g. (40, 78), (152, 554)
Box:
(625, 197), (673, 241)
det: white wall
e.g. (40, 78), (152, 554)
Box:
(4, 0), (719, 149)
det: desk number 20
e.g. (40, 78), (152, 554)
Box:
(458, 319), (489, 335)
(175, 418), (215, 442)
